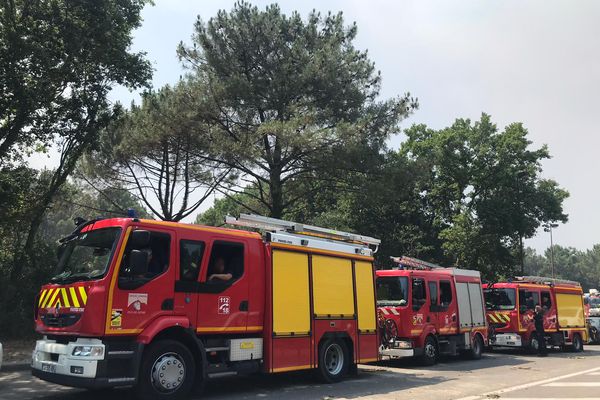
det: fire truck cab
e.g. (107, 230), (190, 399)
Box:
(483, 277), (587, 352)
(31, 214), (380, 399)
(376, 257), (488, 365)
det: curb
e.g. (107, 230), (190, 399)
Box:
(1, 361), (31, 373)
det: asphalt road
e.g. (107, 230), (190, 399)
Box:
(1, 346), (599, 400)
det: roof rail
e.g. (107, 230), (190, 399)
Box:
(225, 213), (380, 250)
(515, 276), (581, 287)
(391, 256), (445, 270)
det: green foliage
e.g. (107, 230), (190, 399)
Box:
(0, 0), (152, 338)
(0, 0), (151, 164)
(524, 245), (600, 291)
(402, 114), (569, 278)
(177, 1), (417, 217)
(82, 84), (227, 221)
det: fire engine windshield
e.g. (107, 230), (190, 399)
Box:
(484, 288), (516, 311)
(376, 276), (409, 306)
(51, 227), (121, 283)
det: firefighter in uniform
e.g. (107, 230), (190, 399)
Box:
(534, 305), (547, 356)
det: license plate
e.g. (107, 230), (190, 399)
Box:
(42, 363), (56, 373)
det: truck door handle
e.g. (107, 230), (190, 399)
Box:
(452, 315), (456, 322)
(239, 300), (248, 311)
(426, 316), (431, 323)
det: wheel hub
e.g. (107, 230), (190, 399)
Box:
(151, 352), (185, 392)
(425, 343), (436, 358)
(324, 343), (344, 375)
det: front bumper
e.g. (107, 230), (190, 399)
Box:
(31, 337), (142, 388)
(490, 333), (523, 347)
(380, 339), (416, 358)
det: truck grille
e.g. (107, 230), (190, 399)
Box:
(41, 313), (81, 327)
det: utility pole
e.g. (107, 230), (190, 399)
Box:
(543, 222), (559, 278)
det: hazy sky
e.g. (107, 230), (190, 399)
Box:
(35, 0), (600, 253)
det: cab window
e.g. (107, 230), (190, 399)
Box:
(541, 291), (552, 309)
(440, 280), (453, 307)
(519, 289), (540, 312)
(204, 241), (244, 283)
(180, 240), (205, 281)
(119, 230), (171, 289)
(412, 278), (427, 311)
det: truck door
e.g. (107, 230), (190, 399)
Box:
(107, 227), (175, 334)
(518, 288), (539, 331)
(410, 276), (428, 338)
(438, 280), (458, 334)
(174, 238), (207, 327)
(541, 290), (557, 331)
(195, 239), (249, 334)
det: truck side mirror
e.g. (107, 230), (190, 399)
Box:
(130, 230), (150, 248)
(129, 249), (149, 276)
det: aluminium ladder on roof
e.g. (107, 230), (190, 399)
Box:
(390, 255), (445, 270)
(224, 213), (380, 256)
(516, 275), (581, 287)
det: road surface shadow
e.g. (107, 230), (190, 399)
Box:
(0, 368), (449, 400)
(374, 344), (600, 372)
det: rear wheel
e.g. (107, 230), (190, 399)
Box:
(317, 339), (349, 383)
(135, 340), (196, 400)
(419, 336), (438, 366)
(570, 333), (584, 352)
(468, 335), (483, 360)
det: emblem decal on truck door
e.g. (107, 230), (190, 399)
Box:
(218, 296), (231, 315)
(413, 314), (424, 325)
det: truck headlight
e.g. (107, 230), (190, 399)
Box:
(72, 345), (104, 357)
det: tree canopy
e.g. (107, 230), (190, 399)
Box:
(177, 2), (417, 218)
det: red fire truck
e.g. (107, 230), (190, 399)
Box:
(483, 276), (587, 352)
(31, 214), (380, 399)
(376, 257), (488, 365)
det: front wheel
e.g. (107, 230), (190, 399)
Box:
(317, 339), (349, 383)
(136, 340), (196, 400)
(528, 335), (540, 354)
(419, 336), (438, 366)
(589, 327), (599, 344)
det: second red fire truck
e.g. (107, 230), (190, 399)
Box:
(376, 257), (488, 365)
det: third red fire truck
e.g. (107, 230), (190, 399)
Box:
(483, 276), (587, 352)
(376, 257), (488, 365)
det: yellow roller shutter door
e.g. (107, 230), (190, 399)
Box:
(312, 255), (355, 318)
(272, 250), (310, 335)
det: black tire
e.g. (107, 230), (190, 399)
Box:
(135, 340), (196, 400)
(317, 339), (349, 383)
(468, 334), (483, 360)
(528, 335), (540, 354)
(419, 336), (438, 366)
(570, 333), (584, 353)
(590, 327), (599, 344)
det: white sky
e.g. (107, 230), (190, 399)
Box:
(30, 0), (600, 253)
